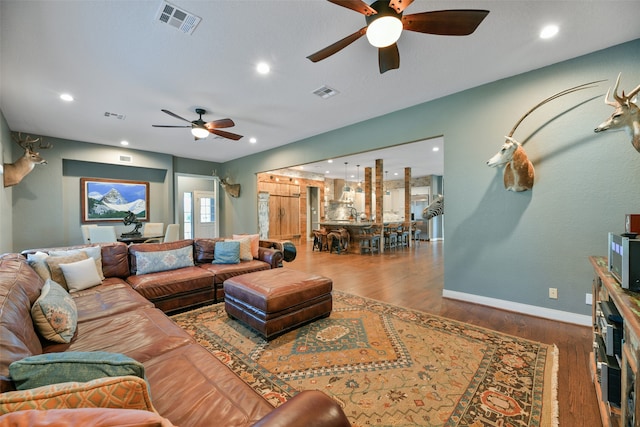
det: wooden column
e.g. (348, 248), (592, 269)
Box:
(375, 159), (383, 223)
(405, 167), (411, 247)
(404, 167), (411, 223)
(375, 159), (384, 253)
(364, 166), (372, 219)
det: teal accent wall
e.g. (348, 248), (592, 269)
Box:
(218, 39), (640, 316)
(0, 111), (12, 253)
(9, 135), (175, 251)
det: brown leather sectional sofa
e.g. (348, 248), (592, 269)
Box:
(0, 240), (351, 426)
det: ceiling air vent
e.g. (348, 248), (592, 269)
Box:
(118, 154), (133, 163)
(155, 1), (201, 35)
(104, 111), (126, 120)
(312, 85), (339, 99)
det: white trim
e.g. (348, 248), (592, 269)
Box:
(442, 290), (591, 326)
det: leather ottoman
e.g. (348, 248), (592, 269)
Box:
(223, 269), (333, 339)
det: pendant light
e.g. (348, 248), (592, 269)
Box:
(343, 162), (351, 192)
(385, 171), (390, 195)
(356, 164), (363, 193)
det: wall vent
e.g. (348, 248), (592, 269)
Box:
(104, 112), (126, 120)
(155, 1), (201, 35)
(312, 85), (339, 99)
(119, 154), (133, 163)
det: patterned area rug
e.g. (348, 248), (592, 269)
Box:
(171, 291), (558, 427)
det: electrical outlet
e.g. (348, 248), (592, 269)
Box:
(586, 293), (593, 305)
(549, 288), (558, 299)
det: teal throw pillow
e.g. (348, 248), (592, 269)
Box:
(213, 240), (241, 264)
(9, 351), (146, 391)
(135, 245), (194, 275)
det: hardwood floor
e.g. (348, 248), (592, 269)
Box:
(283, 239), (602, 426)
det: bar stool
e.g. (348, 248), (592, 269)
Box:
(356, 226), (380, 254)
(398, 224), (410, 248)
(384, 224), (398, 250)
(413, 229), (421, 246)
(328, 229), (349, 254)
(312, 229), (328, 251)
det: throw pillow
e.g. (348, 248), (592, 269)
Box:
(233, 233), (259, 258)
(59, 257), (103, 292)
(229, 237), (252, 261)
(0, 377), (156, 414)
(9, 351), (146, 391)
(27, 251), (51, 282)
(49, 246), (105, 280)
(213, 240), (240, 264)
(45, 252), (89, 290)
(30, 279), (78, 344)
(135, 245), (194, 275)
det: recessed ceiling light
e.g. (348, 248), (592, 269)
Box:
(256, 62), (270, 75)
(249, 137), (257, 144)
(325, 170), (330, 174)
(60, 93), (74, 102)
(328, 159), (333, 163)
(432, 147), (440, 152)
(120, 140), (129, 146)
(540, 25), (559, 39)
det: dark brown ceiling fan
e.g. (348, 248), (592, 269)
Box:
(152, 108), (243, 141)
(307, 0), (489, 74)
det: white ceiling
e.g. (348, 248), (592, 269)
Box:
(1, 1), (639, 179)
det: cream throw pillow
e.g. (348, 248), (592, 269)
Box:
(59, 257), (103, 292)
(233, 234), (259, 258)
(49, 246), (105, 280)
(46, 252), (89, 290)
(229, 237), (252, 261)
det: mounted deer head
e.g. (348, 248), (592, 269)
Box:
(594, 73), (640, 153)
(220, 177), (241, 198)
(3, 132), (52, 187)
(212, 170), (240, 198)
(487, 81), (602, 192)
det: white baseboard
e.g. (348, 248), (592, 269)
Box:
(442, 290), (591, 327)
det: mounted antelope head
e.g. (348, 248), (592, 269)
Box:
(487, 81), (602, 192)
(594, 73), (640, 153)
(212, 170), (241, 198)
(3, 132), (52, 187)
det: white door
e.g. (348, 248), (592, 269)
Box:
(193, 190), (218, 238)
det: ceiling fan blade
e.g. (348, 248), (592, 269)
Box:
(327, 0), (377, 16)
(307, 27), (367, 62)
(402, 10), (489, 36)
(204, 118), (235, 129)
(152, 125), (191, 128)
(161, 109), (193, 123)
(209, 129), (243, 141)
(389, 0), (414, 14)
(379, 43), (399, 74)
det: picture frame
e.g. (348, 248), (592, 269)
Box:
(80, 177), (149, 223)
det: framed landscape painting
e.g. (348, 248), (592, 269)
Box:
(81, 178), (149, 223)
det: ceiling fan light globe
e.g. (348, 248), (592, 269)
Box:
(191, 127), (209, 139)
(366, 16), (402, 48)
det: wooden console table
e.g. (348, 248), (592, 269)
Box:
(589, 256), (640, 427)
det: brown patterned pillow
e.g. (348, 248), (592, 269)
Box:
(45, 252), (89, 290)
(0, 375), (155, 412)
